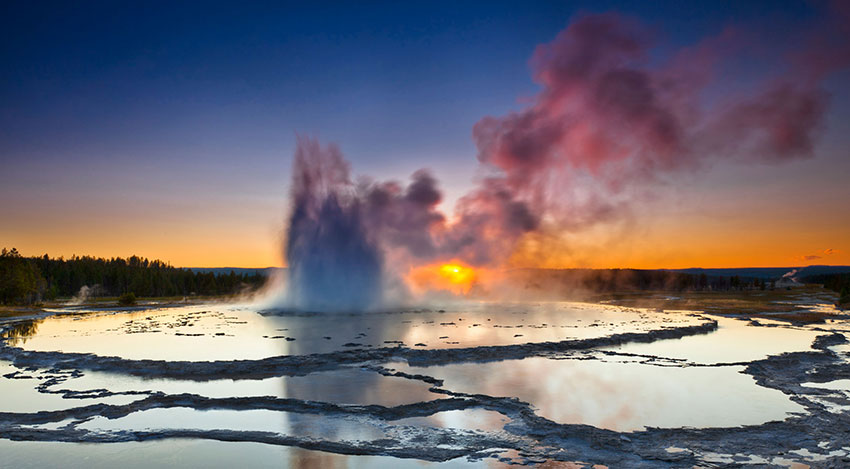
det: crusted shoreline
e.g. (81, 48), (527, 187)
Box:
(0, 318), (718, 380)
(1, 308), (849, 467)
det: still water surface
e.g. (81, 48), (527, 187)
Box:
(0, 300), (840, 466)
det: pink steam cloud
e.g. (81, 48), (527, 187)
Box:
(288, 7), (849, 277)
(473, 9), (849, 196)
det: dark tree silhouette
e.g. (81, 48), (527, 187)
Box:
(0, 248), (267, 304)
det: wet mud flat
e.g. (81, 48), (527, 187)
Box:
(1, 294), (849, 468)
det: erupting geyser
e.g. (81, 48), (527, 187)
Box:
(285, 137), (383, 312)
(279, 9), (849, 312)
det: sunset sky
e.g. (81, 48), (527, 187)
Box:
(2, 1), (848, 269)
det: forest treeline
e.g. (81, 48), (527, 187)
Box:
(513, 268), (771, 294)
(0, 248), (265, 305)
(800, 273), (850, 305)
(3, 246), (847, 306)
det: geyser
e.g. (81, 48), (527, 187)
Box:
(279, 9), (849, 311)
(285, 137), (383, 312)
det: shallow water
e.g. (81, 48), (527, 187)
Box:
(0, 361), (140, 412)
(6, 302), (704, 360)
(605, 316), (823, 364)
(393, 409), (512, 432)
(1, 299), (847, 467)
(0, 439), (495, 468)
(77, 408), (388, 441)
(48, 366), (442, 406)
(394, 357), (804, 431)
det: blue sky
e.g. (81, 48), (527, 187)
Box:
(2, 0), (847, 267)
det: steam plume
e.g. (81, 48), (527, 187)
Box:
(474, 10), (848, 196)
(285, 138), (382, 312)
(282, 7), (849, 310)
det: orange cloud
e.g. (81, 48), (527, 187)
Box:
(799, 248), (840, 262)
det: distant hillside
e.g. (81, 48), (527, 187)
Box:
(796, 272), (850, 306)
(505, 267), (769, 296)
(794, 265), (850, 276)
(184, 266), (850, 288)
(669, 265), (850, 280)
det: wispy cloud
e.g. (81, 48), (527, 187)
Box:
(799, 248), (840, 262)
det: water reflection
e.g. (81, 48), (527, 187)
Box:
(0, 361), (140, 412)
(23, 365), (441, 407)
(7, 302), (706, 361)
(2, 300), (836, 466)
(1, 319), (40, 346)
(606, 316), (822, 364)
(78, 408), (386, 442)
(396, 357), (805, 431)
(0, 439), (493, 468)
(393, 409), (510, 432)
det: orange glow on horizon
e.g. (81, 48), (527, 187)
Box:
(2, 186), (848, 270)
(409, 261), (480, 295)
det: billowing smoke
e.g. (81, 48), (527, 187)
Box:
(282, 6), (849, 311)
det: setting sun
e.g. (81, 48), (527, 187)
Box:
(439, 263), (476, 285)
(408, 261), (479, 295)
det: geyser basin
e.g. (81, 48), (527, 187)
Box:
(606, 316), (824, 364)
(394, 357), (804, 431)
(34, 366), (443, 407)
(6, 302), (706, 360)
(0, 440), (496, 469)
(1, 298), (848, 468)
